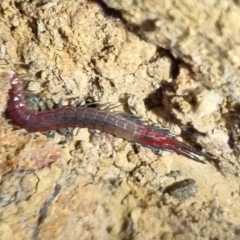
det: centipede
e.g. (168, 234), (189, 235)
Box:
(5, 70), (214, 164)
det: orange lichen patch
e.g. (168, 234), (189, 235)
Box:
(0, 130), (61, 172)
(16, 135), (61, 170)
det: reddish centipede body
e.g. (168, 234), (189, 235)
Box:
(6, 71), (213, 164)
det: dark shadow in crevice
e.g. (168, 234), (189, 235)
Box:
(88, 0), (125, 22)
(224, 103), (240, 155)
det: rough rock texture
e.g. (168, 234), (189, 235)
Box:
(103, 0), (240, 104)
(1, 0), (240, 239)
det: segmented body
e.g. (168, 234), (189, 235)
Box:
(6, 71), (209, 163)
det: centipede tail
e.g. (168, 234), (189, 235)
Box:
(132, 126), (208, 163)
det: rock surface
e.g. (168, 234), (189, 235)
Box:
(0, 0), (240, 239)
(103, 0), (240, 103)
